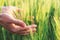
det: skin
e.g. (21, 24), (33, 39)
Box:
(0, 6), (37, 35)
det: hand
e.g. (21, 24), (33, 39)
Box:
(0, 6), (37, 35)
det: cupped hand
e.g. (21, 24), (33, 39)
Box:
(0, 6), (37, 35)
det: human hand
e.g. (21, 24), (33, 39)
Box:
(0, 6), (37, 35)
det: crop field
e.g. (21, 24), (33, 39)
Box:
(0, 0), (60, 40)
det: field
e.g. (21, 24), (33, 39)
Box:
(0, 0), (60, 40)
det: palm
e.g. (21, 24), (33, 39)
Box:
(0, 6), (37, 35)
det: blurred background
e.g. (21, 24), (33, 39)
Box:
(0, 0), (60, 40)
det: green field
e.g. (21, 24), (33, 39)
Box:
(0, 0), (60, 40)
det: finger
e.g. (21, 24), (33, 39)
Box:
(7, 6), (23, 13)
(18, 25), (37, 33)
(2, 6), (8, 13)
(1, 6), (21, 13)
(16, 27), (30, 34)
(27, 24), (37, 29)
(20, 27), (29, 31)
(19, 28), (36, 35)
(18, 28), (36, 35)
(30, 24), (37, 32)
(18, 30), (29, 34)
(17, 30), (30, 35)
(29, 28), (36, 33)
(21, 27), (36, 33)
(8, 23), (28, 33)
(13, 8), (23, 13)
(32, 28), (36, 32)
(19, 27), (36, 34)
(31, 24), (37, 28)
(12, 19), (26, 27)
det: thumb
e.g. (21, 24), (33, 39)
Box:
(12, 19), (26, 27)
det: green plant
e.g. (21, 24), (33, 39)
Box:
(0, 0), (60, 40)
